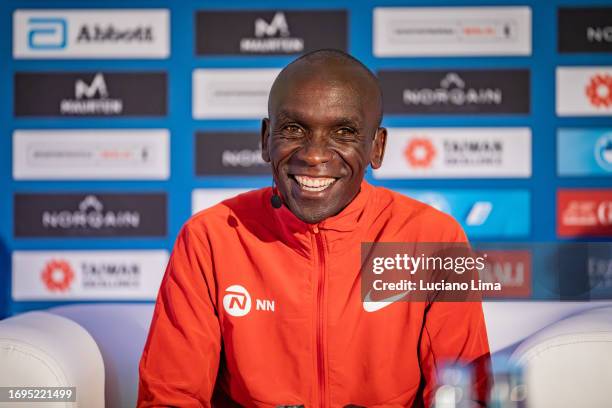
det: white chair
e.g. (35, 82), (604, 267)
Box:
(510, 306), (612, 408)
(0, 311), (105, 408)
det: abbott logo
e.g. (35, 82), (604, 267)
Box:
(223, 285), (252, 317)
(28, 17), (67, 49)
(255, 12), (290, 38)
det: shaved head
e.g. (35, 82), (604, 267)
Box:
(262, 49), (387, 224)
(268, 49), (383, 126)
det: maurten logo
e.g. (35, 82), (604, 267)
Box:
(255, 12), (289, 37)
(595, 133), (612, 171)
(27, 17), (67, 49)
(241, 12), (304, 53)
(60, 73), (123, 115)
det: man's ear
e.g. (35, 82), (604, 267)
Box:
(261, 118), (271, 163)
(370, 127), (387, 169)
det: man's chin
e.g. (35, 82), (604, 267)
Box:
(288, 204), (333, 224)
(285, 196), (347, 225)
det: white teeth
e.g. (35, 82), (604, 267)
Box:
(294, 175), (335, 191)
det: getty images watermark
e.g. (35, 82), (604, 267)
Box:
(362, 241), (612, 302)
(361, 242), (491, 303)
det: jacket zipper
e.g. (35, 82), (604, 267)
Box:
(312, 224), (326, 407)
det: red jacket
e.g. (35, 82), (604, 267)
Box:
(138, 181), (491, 407)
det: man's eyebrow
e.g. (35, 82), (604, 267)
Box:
(275, 109), (363, 127)
(275, 109), (303, 121)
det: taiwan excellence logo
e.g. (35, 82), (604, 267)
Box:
(586, 73), (612, 108)
(595, 133), (612, 171)
(41, 260), (74, 292)
(404, 138), (436, 168)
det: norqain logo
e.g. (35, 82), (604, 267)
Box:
(403, 72), (502, 107)
(42, 195), (140, 230)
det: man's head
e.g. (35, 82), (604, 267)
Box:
(262, 49), (387, 224)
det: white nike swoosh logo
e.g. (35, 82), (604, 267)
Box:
(362, 290), (411, 313)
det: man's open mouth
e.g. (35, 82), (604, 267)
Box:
(292, 175), (337, 192)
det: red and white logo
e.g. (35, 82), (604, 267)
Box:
(222, 284), (276, 317)
(557, 67), (612, 116)
(586, 74), (612, 108)
(558, 189), (612, 237)
(374, 127), (531, 179)
(404, 137), (436, 168)
(478, 250), (532, 298)
(223, 285), (252, 317)
(13, 250), (168, 301)
(41, 259), (74, 292)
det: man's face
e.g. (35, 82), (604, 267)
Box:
(262, 66), (386, 224)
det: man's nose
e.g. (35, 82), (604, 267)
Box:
(295, 134), (334, 166)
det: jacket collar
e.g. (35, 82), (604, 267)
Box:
(271, 180), (373, 235)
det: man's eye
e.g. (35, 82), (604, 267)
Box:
(283, 125), (303, 134)
(335, 127), (357, 138)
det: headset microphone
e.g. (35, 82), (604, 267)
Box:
(270, 180), (282, 209)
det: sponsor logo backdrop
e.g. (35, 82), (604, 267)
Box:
(1, 0), (611, 317)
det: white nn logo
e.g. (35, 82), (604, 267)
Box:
(255, 12), (290, 38)
(75, 73), (108, 99)
(223, 284), (252, 317)
(222, 284), (275, 317)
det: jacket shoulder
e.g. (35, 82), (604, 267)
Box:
(185, 187), (270, 233)
(372, 185), (467, 242)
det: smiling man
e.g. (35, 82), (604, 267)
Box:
(138, 50), (490, 408)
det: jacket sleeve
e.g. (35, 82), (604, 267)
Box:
(138, 223), (221, 408)
(417, 223), (492, 407)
